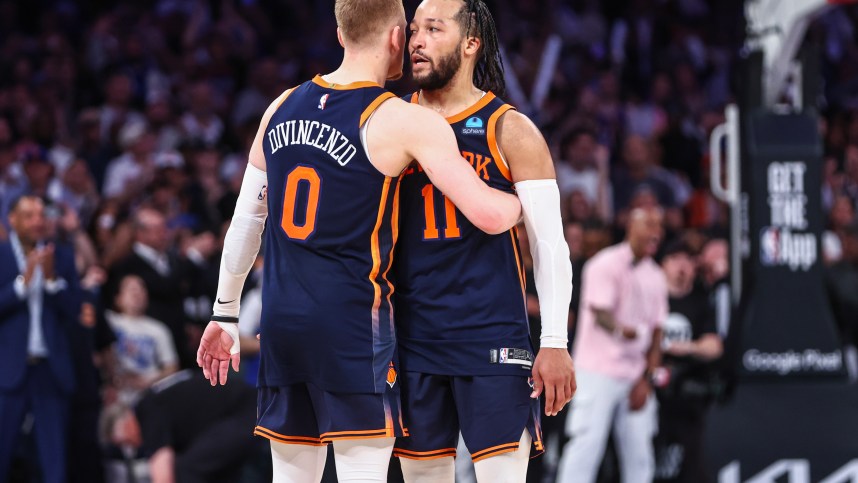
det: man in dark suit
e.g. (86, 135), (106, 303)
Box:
(0, 195), (82, 483)
(107, 208), (196, 368)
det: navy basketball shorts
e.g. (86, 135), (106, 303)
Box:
(393, 372), (544, 462)
(254, 381), (408, 446)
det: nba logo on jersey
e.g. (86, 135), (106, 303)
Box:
(499, 348), (509, 363)
(318, 94), (330, 110)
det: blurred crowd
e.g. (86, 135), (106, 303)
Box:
(2, 0), (858, 482)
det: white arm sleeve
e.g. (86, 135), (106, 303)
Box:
(514, 179), (573, 349)
(212, 163), (268, 353)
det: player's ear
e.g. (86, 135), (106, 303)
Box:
(464, 35), (480, 57)
(386, 25), (405, 81)
(390, 25), (403, 54)
(336, 27), (346, 48)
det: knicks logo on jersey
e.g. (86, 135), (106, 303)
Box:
(403, 150), (492, 181)
(386, 361), (397, 387)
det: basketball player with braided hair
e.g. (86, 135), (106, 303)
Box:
(195, 0), (524, 481)
(393, 0), (576, 480)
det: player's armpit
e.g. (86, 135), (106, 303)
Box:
(495, 111), (556, 183)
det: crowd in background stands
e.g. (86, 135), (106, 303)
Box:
(2, 0), (858, 482)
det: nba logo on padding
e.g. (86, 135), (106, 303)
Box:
(465, 116), (484, 128)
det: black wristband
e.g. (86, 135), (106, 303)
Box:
(211, 315), (239, 323)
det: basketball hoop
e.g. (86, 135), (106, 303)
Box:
(744, 0), (856, 107)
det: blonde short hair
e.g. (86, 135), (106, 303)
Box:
(335, 0), (405, 45)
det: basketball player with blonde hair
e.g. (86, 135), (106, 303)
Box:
(196, 0), (523, 481)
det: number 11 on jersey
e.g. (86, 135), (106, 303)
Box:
(422, 184), (460, 240)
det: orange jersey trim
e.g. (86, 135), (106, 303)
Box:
(510, 227), (527, 297)
(382, 177), (403, 315)
(274, 87), (296, 110)
(261, 87), (297, 155)
(445, 91), (495, 123)
(360, 92), (398, 128)
(321, 428), (394, 437)
(487, 104), (515, 182)
(369, 178), (393, 293)
(531, 417), (544, 452)
(394, 448), (457, 460)
(411, 91), (498, 124)
(471, 442), (520, 462)
(383, 388), (395, 435)
(369, 177), (393, 380)
(312, 74), (381, 91)
(253, 426), (324, 446)
(320, 428), (395, 443)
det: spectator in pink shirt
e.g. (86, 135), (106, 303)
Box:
(557, 206), (668, 483)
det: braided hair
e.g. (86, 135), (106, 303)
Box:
(454, 0), (506, 96)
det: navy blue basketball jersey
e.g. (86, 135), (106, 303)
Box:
(258, 76), (401, 394)
(393, 91), (534, 376)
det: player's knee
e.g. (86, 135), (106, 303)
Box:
(400, 456), (455, 482)
(333, 437), (395, 482)
(473, 451), (530, 483)
(270, 441), (327, 483)
(473, 431), (531, 483)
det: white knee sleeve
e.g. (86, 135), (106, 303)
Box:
(270, 440), (327, 483)
(332, 437), (395, 482)
(400, 456), (455, 483)
(473, 431), (532, 483)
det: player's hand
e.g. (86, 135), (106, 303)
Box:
(629, 377), (650, 411)
(197, 321), (240, 386)
(530, 347), (576, 416)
